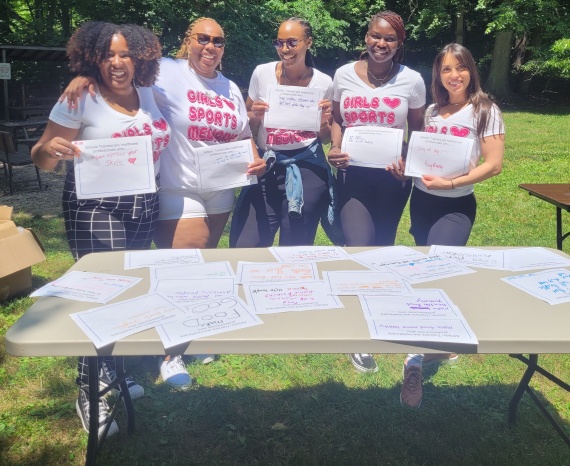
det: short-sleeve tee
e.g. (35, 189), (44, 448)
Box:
(332, 62), (426, 131)
(414, 103), (505, 197)
(248, 61), (333, 151)
(49, 85), (170, 175)
(152, 57), (252, 192)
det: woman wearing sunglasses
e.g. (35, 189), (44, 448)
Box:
(60, 17), (266, 391)
(327, 11), (426, 374)
(229, 17), (334, 247)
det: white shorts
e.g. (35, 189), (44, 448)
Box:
(157, 189), (235, 220)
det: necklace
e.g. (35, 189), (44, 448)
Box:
(367, 60), (394, 85)
(448, 100), (469, 106)
(282, 64), (308, 86)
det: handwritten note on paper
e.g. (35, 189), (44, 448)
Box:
(366, 318), (478, 345)
(429, 245), (507, 270)
(237, 261), (319, 284)
(269, 246), (351, 263)
(30, 271), (142, 304)
(341, 126), (404, 169)
(156, 296), (263, 349)
(405, 132), (474, 178)
(244, 281), (344, 314)
(70, 293), (187, 348)
(150, 278), (237, 305)
(150, 262), (234, 285)
(73, 136), (155, 199)
(196, 139), (257, 192)
(502, 268), (570, 305)
(351, 246), (426, 271)
(322, 271), (414, 296)
(383, 255), (476, 284)
(358, 289), (462, 320)
(264, 85), (323, 131)
(124, 249), (204, 270)
(504, 247), (570, 271)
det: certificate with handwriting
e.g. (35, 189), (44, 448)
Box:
(405, 132), (473, 178)
(196, 139), (257, 192)
(264, 85), (323, 131)
(341, 126), (403, 168)
(73, 136), (155, 199)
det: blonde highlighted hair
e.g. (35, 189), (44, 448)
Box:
(176, 17), (223, 58)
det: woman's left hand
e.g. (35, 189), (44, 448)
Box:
(386, 158), (409, 182)
(247, 157), (267, 177)
(422, 174), (453, 190)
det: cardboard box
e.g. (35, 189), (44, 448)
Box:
(0, 206), (46, 300)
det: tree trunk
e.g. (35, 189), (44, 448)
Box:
(517, 30), (543, 95)
(485, 30), (514, 99)
(455, 11), (464, 45)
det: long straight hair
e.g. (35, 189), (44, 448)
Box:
(431, 43), (503, 138)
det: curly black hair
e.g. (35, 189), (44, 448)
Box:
(66, 21), (162, 87)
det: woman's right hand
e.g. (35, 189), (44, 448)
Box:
(40, 136), (81, 160)
(249, 100), (269, 121)
(327, 145), (349, 169)
(58, 76), (96, 109)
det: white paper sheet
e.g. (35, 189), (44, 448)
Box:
(351, 246), (426, 271)
(150, 278), (237, 305)
(341, 126), (403, 169)
(30, 271), (141, 303)
(237, 261), (319, 283)
(195, 139), (257, 191)
(73, 136), (155, 199)
(429, 245), (507, 270)
(269, 246), (351, 263)
(70, 293), (187, 348)
(322, 270), (414, 296)
(264, 85), (323, 131)
(383, 255), (476, 284)
(150, 262), (234, 286)
(404, 132), (474, 178)
(156, 296), (263, 349)
(124, 249), (204, 269)
(502, 268), (570, 305)
(244, 280), (344, 314)
(504, 247), (570, 271)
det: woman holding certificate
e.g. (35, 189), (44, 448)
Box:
(32, 22), (169, 439)
(229, 17), (334, 247)
(328, 11), (425, 374)
(398, 43), (505, 409)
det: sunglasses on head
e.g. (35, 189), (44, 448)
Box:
(192, 33), (226, 48)
(272, 38), (303, 49)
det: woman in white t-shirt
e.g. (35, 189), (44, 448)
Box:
(328, 11), (426, 375)
(397, 43), (505, 409)
(32, 21), (170, 440)
(229, 17), (334, 247)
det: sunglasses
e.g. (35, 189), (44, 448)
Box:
(192, 33), (226, 48)
(272, 38), (303, 49)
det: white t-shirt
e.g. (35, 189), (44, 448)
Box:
(49, 85), (170, 175)
(414, 103), (505, 197)
(249, 61), (333, 151)
(152, 57), (252, 192)
(332, 62), (426, 131)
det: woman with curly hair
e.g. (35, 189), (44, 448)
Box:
(32, 21), (170, 438)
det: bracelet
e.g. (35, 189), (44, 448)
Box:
(330, 145), (340, 150)
(450, 179), (455, 189)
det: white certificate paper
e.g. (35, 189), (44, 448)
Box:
(237, 261), (319, 283)
(323, 270), (414, 296)
(341, 126), (403, 168)
(73, 136), (155, 199)
(269, 246), (351, 263)
(502, 268), (570, 305)
(429, 245), (507, 270)
(195, 139), (257, 192)
(405, 132), (473, 178)
(124, 249), (204, 269)
(264, 85), (323, 131)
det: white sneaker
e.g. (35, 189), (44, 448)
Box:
(193, 354), (216, 364)
(159, 355), (192, 390)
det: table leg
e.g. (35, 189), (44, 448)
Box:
(85, 356), (99, 466)
(557, 207), (563, 250)
(509, 354), (570, 447)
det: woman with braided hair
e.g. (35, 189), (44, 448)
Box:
(328, 11), (426, 374)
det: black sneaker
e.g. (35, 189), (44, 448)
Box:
(99, 358), (144, 400)
(76, 388), (119, 438)
(349, 353), (379, 373)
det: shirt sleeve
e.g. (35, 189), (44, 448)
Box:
(234, 82), (253, 140)
(247, 65), (260, 102)
(48, 94), (85, 129)
(482, 104), (505, 137)
(409, 71), (426, 110)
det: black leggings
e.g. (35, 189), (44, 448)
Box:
(230, 162), (329, 247)
(337, 166), (412, 246)
(409, 187), (477, 246)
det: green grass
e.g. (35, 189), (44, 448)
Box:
(1, 103), (570, 465)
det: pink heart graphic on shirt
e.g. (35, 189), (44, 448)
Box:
(153, 118), (167, 131)
(450, 126), (470, 137)
(128, 158), (136, 164)
(382, 97), (401, 109)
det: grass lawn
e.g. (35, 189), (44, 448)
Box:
(1, 102), (569, 465)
